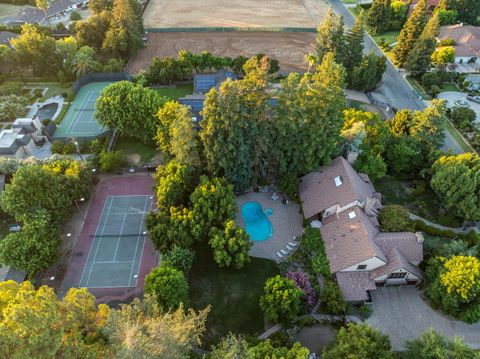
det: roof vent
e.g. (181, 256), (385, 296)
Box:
(348, 211), (356, 219)
(334, 176), (343, 187)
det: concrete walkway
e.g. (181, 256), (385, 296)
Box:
(409, 213), (478, 234)
(367, 286), (480, 351)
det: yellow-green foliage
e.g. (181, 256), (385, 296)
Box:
(440, 255), (480, 300)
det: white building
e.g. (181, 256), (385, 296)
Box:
(0, 118), (48, 159)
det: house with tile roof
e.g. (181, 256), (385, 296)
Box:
(299, 156), (424, 302)
(438, 25), (480, 66)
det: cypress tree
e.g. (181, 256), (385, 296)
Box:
(393, 0), (428, 67)
(367, 0), (391, 34)
(345, 10), (365, 79)
(404, 13), (440, 75)
(315, 8), (346, 65)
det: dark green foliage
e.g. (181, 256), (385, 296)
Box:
(145, 207), (193, 251)
(303, 228), (330, 277)
(405, 328), (478, 359)
(144, 263), (189, 311)
(354, 153), (387, 180)
(320, 280), (346, 315)
(437, 9), (458, 25)
(449, 106), (477, 130)
(393, 0), (428, 66)
(385, 135), (425, 177)
(277, 173), (299, 201)
(315, 9), (346, 64)
(154, 161), (193, 211)
(99, 150), (124, 172)
(390, 0), (408, 30)
(345, 10), (366, 83)
(70, 10), (82, 21)
(162, 245), (195, 274)
(378, 204), (413, 232)
(367, 0), (391, 34)
(438, 0), (479, 25)
(259, 275), (303, 324)
(322, 323), (394, 358)
(0, 209), (61, 276)
(50, 141), (77, 155)
(249, 340), (309, 359)
(350, 52), (387, 91)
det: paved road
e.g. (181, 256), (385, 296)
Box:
(321, 0), (464, 154)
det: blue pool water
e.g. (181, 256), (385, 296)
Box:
(241, 201), (273, 241)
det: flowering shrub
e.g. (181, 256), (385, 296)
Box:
(286, 271), (317, 308)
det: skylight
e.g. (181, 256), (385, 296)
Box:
(334, 176), (342, 187)
(348, 211), (356, 219)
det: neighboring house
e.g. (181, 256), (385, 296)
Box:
(405, 0), (439, 16)
(438, 25), (480, 66)
(0, 31), (20, 48)
(0, 118), (47, 159)
(179, 70), (238, 120)
(1, 0), (88, 26)
(299, 156), (424, 303)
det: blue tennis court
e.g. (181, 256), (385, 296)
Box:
(79, 195), (153, 288)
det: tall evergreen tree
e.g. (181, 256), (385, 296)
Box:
(404, 13), (440, 75)
(345, 10), (365, 78)
(367, 0), (392, 34)
(437, 0), (479, 25)
(393, 0), (428, 67)
(315, 8), (346, 65)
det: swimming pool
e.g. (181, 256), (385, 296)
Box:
(241, 201), (273, 241)
(36, 103), (58, 121)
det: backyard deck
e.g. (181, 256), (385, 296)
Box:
(235, 191), (304, 261)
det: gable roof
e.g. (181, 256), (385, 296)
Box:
(336, 271), (376, 302)
(320, 207), (387, 273)
(438, 25), (480, 58)
(370, 246), (422, 280)
(299, 156), (376, 219)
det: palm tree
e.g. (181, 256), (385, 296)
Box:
(74, 52), (95, 77)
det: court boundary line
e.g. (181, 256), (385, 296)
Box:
(112, 213), (128, 262)
(79, 196), (113, 287)
(128, 195), (151, 287)
(66, 91), (96, 135)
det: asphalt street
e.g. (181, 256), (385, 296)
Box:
(323, 0), (464, 154)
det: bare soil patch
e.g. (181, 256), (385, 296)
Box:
(127, 32), (316, 74)
(143, 0), (328, 29)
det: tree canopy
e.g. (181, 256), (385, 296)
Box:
(209, 220), (252, 269)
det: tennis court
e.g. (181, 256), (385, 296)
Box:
(79, 195), (153, 288)
(54, 82), (112, 138)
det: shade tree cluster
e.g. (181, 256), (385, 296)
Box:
(367, 0), (409, 33)
(315, 9), (387, 91)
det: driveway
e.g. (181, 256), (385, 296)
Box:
(367, 286), (480, 350)
(438, 91), (480, 125)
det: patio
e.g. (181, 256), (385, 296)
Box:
(235, 191), (304, 262)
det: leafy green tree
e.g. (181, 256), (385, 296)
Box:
(323, 323), (394, 359)
(350, 52), (386, 91)
(354, 153), (387, 180)
(107, 297), (209, 358)
(249, 340), (310, 359)
(378, 204), (413, 232)
(385, 135), (425, 177)
(156, 101), (201, 167)
(427, 255), (480, 323)
(96, 81), (166, 144)
(99, 150), (125, 172)
(259, 275), (303, 324)
(393, 0), (428, 66)
(201, 57), (271, 191)
(431, 154), (480, 221)
(449, 106), (476, 130)
(367, 0), (391, 34)
(432, 46), (455, 65)
(73, 12), (110, 50)
(88, 0), (113, 13)
(10, 24), (61, 77)
(437, 0), (479, 25)
(0, 210), (60, 276)
(0, 95), (29, 122)
(145, 207), (193, 251)
(190, 176), (237, 241)
(404, 328), (479, 359)
(209, 220), (252, 269)
(73, 48), (97, 77)
(405, 13), (440, 75)
(315, 8), (346, 64)
(154, 161), (193, 211)
(320, 280), (346, 315)
(210, 334), (250, 359)
(144, 264), (189, 312)
(0, 281), (111, 358)
(390, 0), (408, 29)
(274, 52), (346, 177)
(162, 245), (195, 274)
(436, 8), (458, 25)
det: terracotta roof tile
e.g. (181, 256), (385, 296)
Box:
(336, 271), (376, 302)
(438, 25), (480, 58)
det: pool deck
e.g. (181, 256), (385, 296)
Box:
(235, 192), (304, 262)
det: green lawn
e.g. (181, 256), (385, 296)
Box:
(152, 84), (194, 100)
(189, 241), (279, 347)
(444, 118), (475, 153)
(0, 4), (26, 19)
(439, 83), (461, 92)
(114, 137), (159, 162)
(371, 31), (400, 46)
(374, 176), (462, 227)
(25, 82), (74, 100)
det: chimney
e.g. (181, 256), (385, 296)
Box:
(415, 232), (425, 244)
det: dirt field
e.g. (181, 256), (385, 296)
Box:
(127, 32), (316, 74)
(143, 0), (328, 28)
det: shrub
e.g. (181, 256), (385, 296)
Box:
(277, 173), (299, 201)
(99, 150), (124, 172)
(69, 10), (81, 21)
(260, 275), (303, 324)
(378, 204), (413, 232)
(162, 245), (195, 274)
(51, 140), (65, 155)
(449, 106), (476, 130)
(302, 227), (330, 277)
(286, 271), (317, 309)
(320, 280), (346, 315)
(359, 304), (372, 320)
(144, 263), (189, 312)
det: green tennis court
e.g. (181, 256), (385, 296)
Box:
(54, 82), (112, 138)
(79, 195), (153, 288)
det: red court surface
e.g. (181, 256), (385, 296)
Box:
(60, 174), (158, 304)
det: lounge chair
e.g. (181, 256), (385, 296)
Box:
(288, 241), (299, 247)
(271, 192), (279, 201)
(280, 249), (289, 255)
(276, 251), (284, 259)
(286, 244), (295, 251)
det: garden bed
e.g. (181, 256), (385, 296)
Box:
(188, 241), (279, 346)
